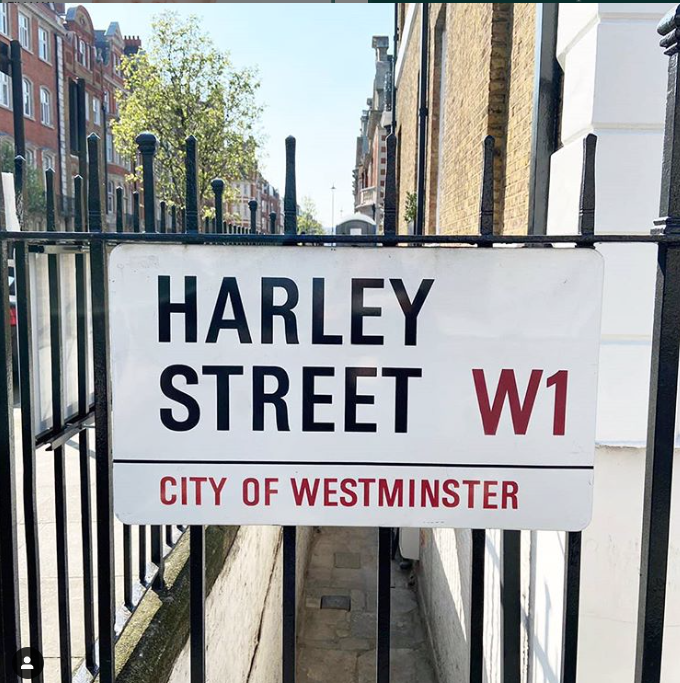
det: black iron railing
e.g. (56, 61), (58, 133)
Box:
(1, 8), (680, 683)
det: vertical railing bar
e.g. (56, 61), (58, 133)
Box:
(377, 527), (391, 683)
(269, 212), (276, 235)
(212, 179), (224, 237)
(15, 240), (43, 681)
(132, 191), (140, 233)
(47, 168), (73, 683)
(501, 531), (521, 683)
(75, 211), (96, 672)
(185, 136), (199, 234)
(384, 132), (397, 237)
(561, 133), (596, 683)
(249, 199), (258, 235)
(136, 133), (157, 233)
(139, 525), (147, 585)
(124, 525), (133, 610)
(469, 135), (495, 683)
(0, 225), (20, 683)
(204, 216), (209, 234)
(88, 134), (115, 683)
(190, 525), (206, 683)
(284, 136), (297, 236)
(74, 175), (84, 233)
(282, 526), (297, 683)
(160, 201), (167, 235)
(171, 205), (177, 234)
(116, 187), (124, 234)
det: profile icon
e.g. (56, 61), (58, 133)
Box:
(12, 647), (44, 679)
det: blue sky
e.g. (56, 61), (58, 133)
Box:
(72, 3), (393, 227)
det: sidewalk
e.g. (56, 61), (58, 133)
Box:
(297, 527), (437, 683)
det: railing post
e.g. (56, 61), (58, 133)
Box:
(185, 136), (199, 234)
(377, 528), (391, 683)
(283, 526), (296, 683)
(160, 200), (167, 235)
(633, 11), (680, 683)
(136, 132), (157, 233)
(269, 211), (277, 234)
(190, 525), (205, 683)
(116, 187), (124, 233)
(171, 204), (178, 234)
(87, 134), (102, 233)
(77, 79), (88, 228)
(284, 136), (297, 235)
(45, 168), (56, 231)
(561, 133), (596, 683)
(384, 132), (397, 237)
(10, 40), (25, 159)
(469, 136), (495, 683)
(74, 175), (84, 232)
(212, 179), (224, 235)
(88, 132), (115, 681)
(0, 200), (21, 683)
(415, 3), (429, 236)
(249, 199), (258, 234)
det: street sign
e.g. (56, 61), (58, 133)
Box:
(110, 244), (603, 530)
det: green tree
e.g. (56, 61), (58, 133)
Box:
(297, 196), (325, 235)
(0, 142), (46, 224)
(112, 12), (262, 209)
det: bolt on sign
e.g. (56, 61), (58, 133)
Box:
(110, 245), (603, 530)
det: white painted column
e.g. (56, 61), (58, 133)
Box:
(532, 5), (680, 683)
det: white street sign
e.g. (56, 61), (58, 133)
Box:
(109, 244), (603, 530)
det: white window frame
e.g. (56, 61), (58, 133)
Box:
(106, 132), (113, 163)
(0, 5), (9, 38)
(107, 180), (114, 213)
(0, 73), (11, 110)
(79, 39), (87, 67)
(93, 97), (100, 126)
(42, 152), (55, 174)
(85, 92), (89, 122)
(25, 148), (35, 168)
(22, 78), (33, 119)
(40, 87), (52, 126)
(18, 13), (31, 51)
(38, 27), (50, 63)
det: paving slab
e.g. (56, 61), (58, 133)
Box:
(297, 527), (437, 683)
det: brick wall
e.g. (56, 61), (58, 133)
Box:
(395, 3), (536, 236)
(503, 3), (536, 235)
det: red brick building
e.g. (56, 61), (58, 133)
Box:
(0, 3), (65, 199)
(0, 3), (138, 229)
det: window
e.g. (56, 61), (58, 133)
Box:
(85, 92), (89, 121)
(40, 87), (52, 126)
(18, 13), (30, 50)
(0, 74), (11, 109)
(106, 132), (113, 163)
(0, 5), (9, 37)
(107, 181), (114, 214)
(25, 148), (35, 168)
(38, 27), (50, 62)
(79, 39), (88, 68)
(92, 97), (100, 125)
(42, 152), (54, 174)
(22, 78), (33, 118)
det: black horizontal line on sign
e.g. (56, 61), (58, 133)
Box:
(113, 460), (594, 471)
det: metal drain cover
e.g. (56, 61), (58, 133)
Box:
(320, 595), (351, 611)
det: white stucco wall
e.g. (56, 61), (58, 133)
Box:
(535, 3), (679, 683)
(417, 4), (680, 683)
(167, 525), (312, 683)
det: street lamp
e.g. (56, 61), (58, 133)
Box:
(331, 183), (336, 233)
